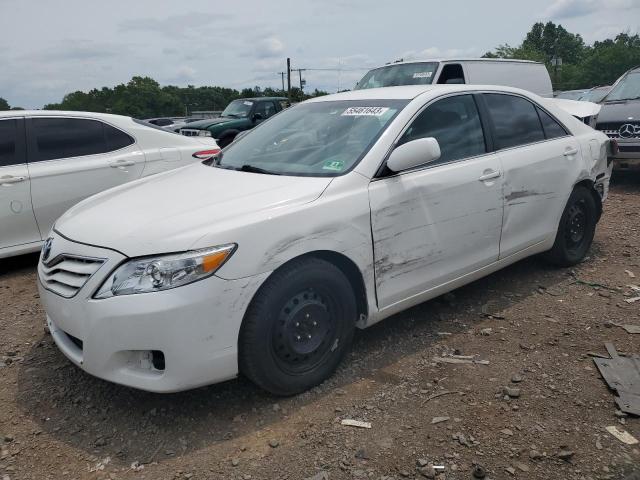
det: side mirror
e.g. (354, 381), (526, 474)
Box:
(386, 137), (441, 173)
(252, 113), (264, 122)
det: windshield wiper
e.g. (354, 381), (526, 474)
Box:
(223, 113), (240, 118)
(238, 164), (281, 175)
(605, 96), (640, 103)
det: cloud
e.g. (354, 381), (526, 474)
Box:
(169, 65), (197, 83)
(542, 0), (640, 19)
(17, 40), (121, 63)
(254, 36), (284, 58)
(399, 46), (481, 61)
(118, 12), (227, 39)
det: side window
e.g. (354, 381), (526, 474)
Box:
(264, 102), (277, 118)
(254, 102), (270, 118)
(399, 94), (486, 165)
(0, 119), (18, 167)
(484, 94), (545, 149)
(104, 123), (134, 150)
(32, 118), (108, 162)
(437, 64), (465, 84)
(537, 107), (568, 139)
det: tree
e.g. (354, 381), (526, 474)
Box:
(0, 97), (9, 111)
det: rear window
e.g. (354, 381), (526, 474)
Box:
(537, 107), (568, 139)
(484, 94), (545, 149)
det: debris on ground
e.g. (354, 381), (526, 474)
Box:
(624, 296), (640, 304)
(593, 343), (640, 415)
(432, 355), (490, 365)
(340, 419), (371, 429)
(605, 426), (639, 445)
(625, 269), (636, 278)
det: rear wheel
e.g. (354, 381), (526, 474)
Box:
(239, 258), (356, 396)
(544, 186), (598, 267)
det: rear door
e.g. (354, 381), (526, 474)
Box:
(0, 117), (41, 250)
(480, 93), (579, 257)
(26, 116), (145, 236)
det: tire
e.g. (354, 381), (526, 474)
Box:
(544, 186), (598, 267)
(217, 131), (238, 148)
(239, 257), (357, 396)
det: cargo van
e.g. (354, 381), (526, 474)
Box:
(354, 59), (553, 98)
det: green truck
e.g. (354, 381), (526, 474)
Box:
(178, 97), (289, 147)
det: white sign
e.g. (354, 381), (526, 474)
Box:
(342, 107), (389, 116)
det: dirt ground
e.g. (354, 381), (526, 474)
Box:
(1, 174), (639, 480)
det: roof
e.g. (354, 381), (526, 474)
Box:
(305, 84), (537, 103)
(236, 97), (287, 101)
(369, 58), (541, 69)
(0, 110), (130, 120)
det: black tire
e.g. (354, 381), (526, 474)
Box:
(217, 131), (238, 148)
(544, 186), (598, 267)
(239, 257), (356, 396)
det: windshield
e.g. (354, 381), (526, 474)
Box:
(355, 62), (438, 90)
(221, 99), (254, 118)
(605, 72), (640, 101)
(213, 100), (407, 176)
(579, 87), (610, 103)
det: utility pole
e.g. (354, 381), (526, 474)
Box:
(278, 72), (286, 93)
(286, 58), (292, 102)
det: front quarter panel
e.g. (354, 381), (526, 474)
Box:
(195, 172), (376, 315)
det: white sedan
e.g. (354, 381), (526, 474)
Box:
(0, 111), (220, 258)
(38, 85), (612, 395)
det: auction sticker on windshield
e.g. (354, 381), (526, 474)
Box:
(412, 72), (433, 79)
(243, 101), (254, 106)
(342, 107), (389, 116)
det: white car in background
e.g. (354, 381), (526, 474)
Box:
(0, 111), (219, 259)
(39, 85), (612, 395)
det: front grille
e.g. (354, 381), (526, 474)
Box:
(597, 122), (640, 139)
(41, 255), (105, 298)
(179, 128), (200, 137)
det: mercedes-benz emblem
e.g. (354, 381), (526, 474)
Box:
(42, 237), (53, 262)
(619, 123), (637, 138)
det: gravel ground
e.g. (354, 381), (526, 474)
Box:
(1, 174), (639, 480)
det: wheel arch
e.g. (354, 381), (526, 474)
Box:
(574, 178), (603, 221)
(242, 250), (369, 328)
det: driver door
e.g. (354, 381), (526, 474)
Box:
(368, 94), (503, 308)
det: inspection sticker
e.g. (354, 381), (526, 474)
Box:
(322, 160), (345, 171)
(243, 101), (254, 106)
(342, 106), (389, 116)
(412, 71), (433, 79)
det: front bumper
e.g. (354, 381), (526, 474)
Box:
(38, 232), (269, 393)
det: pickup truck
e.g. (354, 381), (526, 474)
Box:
(179, 97), (288, 147)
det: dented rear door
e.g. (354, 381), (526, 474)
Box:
(481, 92), (581, 258)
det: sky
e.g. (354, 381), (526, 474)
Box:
(1, 0), (639, 109)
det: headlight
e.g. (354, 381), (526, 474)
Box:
(198, 130), (212, 137)
(94, 244), (236, 298)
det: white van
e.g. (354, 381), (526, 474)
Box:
(354, 59), (553, 98)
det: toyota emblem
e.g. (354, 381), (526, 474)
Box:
(42, 237), (53, 262)
(619, 123), (637, 138)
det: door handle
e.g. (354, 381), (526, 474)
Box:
(564, 147), (579, 157)
(478, 170), (501, 182)
(0, 175), (26, 186)
(110, 160), (136, 168)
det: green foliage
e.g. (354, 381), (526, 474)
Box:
(0, 97), (9, 111)
(484, 22), (640, 90)
(44, 77), (329, 117)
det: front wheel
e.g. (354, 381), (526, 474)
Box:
(239, 258), (356, 396)
(543, 186), (598, 267)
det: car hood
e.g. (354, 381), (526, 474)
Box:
(545, 98), (601, 119)
(596, 99), (640, 123)
(55, 164), (333, 257)
(185, 117), (244, 129)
